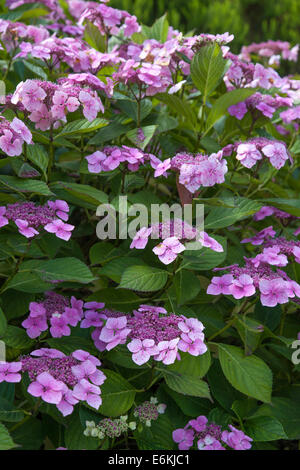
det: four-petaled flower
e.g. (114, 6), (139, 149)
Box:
(0, 362), (22, 383)
(28, 372), (65, 404)
(153, 237), (185, 265)
(127, 338), (158, 365)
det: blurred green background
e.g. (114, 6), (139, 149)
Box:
(110, 0), (300, 53)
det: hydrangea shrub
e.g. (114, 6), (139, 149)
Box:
(0, 0), (299, 451)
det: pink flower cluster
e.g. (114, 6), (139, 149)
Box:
(130, 219), (223, 265)
(0, 200), (74, 240)
(223, 138), (291, 170)
(78, 3), (140, 38)
(114, 31), (232, 94)
(133, 398), (166, 426)
(173, 415), (252, 450)
(22, 291), (86, 338)
(224, 52), (255, 89)
(240, 40), (299, 65)
(253, 207), (300, 236)
(0, 116), (32, 157)
(207, 251), (300, 307)
(254, 206), (300, 223)
(80, 304), (207, 365)
(280, 106), (300, 128)
(242, 228), (300, 267)
(16, 35), (121, 73)
(225, 55), (290, 91)
(228, 92), (292, 121)
(154, 151), (228, 193)
(0, 18), (49, 52)
(86, 145), (159, 173)
(11, 78), (104, 131)
(18, 348), (106, 414)
(113, 58), (174, 97)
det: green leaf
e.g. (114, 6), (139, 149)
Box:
(47, 336), (97, 356)
(99, 370), (136, 417)
(89, 242), (125, 265)
(1, 292), (34, 318)
(151, 112), (178, 133)
(26, 144), (48, 176)
(231, 398), (258, 421)
(207, 360), (243, 411)
(236, 317), (264, 354)
(0, 383), (15, 404)
(182, 235), (227, 270)
(156, 93), (197, 129)
(258, 396), (300, 439)
(190, 43), (226, 103)
(84, 20), (106, 52)
(0, 307), (7, 338)
(165, 374), (211, 399)
(11, 417), (44, 450)
(174, 270), (201, 305)
(50, 181), (108, 209)
(142, 14), (169, 42)
(87, 288), (142, 312)
(119, 265), (168, 292)
(23, 60), (48, 79)
(2, 325), (34, 350)
(254, 304), (281, 331)
(4, 271), (53, 293)
(134, 413), (176, 450)
(117, 99), (152, 122)
(205, 199), (262, 229)
(55, 118), (108, 138)
(167, 350), (211, 378)
(19, 6), (49, 20)
(65, 410), (99, 450)
(291, 138), (300, 155)
(126, 125), (157, 149)
(217, 343), (272, 403)
(163, 385), (213, 417)
(160, 368), (211, 398)
(18, 257), (95, 284)
(0, 423), (16, 450)
(99, 257), (145, 283)
(244, 416), (287, 442)
(11, 158), (40, 179)
(0, 175), (53, 196)
(205, 88), (257, 133)
(0, 397), (25, 423)
(88, 119), (131, 145)
(200, 136), (221, 153)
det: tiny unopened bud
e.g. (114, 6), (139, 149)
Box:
(85, 421), (95, 428)
(129, 421), (137, 430)
(157, 403), (167, 414)
(91, 428), (99, 437)
(137, 423), (143, 433)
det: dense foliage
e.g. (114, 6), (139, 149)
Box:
(0, 0), (299, 451)
(111, 0), (300, 56)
